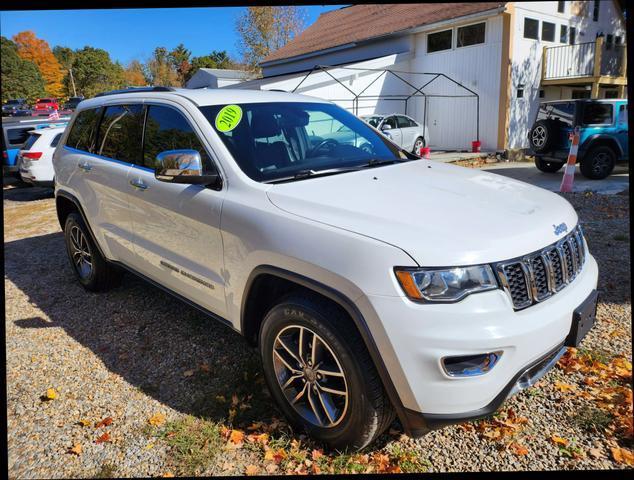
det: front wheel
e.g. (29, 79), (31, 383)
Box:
(534, 157), (564, 173)
(412, 137), (425, 154)
(580, 146), (616, 180)
(259, 294), (395, 450)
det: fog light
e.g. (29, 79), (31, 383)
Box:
(442, 351), (502, 377)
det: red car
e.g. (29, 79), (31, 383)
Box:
(33, 98), (60, 115)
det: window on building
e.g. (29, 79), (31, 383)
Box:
(516, 88), (524, 98)
(606, 34), (614, 49)
(457, 22), (485, 47)
(427, 29), (453, 52)
(557, 1), (565, 13)
(582, 102), (613, 124)
(143, 105), (213, 171)
(539, 89), (545, 98)
(542, 22), (556, 41)
(615, 36), (622, 45)
(604, 90), (619, 99)
(96, 104), (144, 163)
(592, 1), (599, 21)
(524, 18), (539, 40)
(569, 26), (577, 44)
(571, 90), (591, 99)
(560, 25), (568, 43)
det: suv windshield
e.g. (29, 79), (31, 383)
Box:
(200, 102), (409, 183)
(536, 102), (575, 126)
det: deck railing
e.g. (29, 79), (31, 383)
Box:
(542, 37), (626, 80)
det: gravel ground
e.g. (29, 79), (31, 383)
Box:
(4, 180), (632, 477)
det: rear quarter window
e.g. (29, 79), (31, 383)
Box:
(65, 108), (102, 152)
(51, 133), (63, 147)
(581, 103), (613, 125)
(7, 127), (33, 146)
(23, 133), (40, 150)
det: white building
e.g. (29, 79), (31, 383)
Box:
(186, 68), (256, 89)
(232, 2), (626, 152)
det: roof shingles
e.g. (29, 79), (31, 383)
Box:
(262, 3), (505, 64)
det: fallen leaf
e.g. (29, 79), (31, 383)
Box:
(588, 448), (603, 459)
(311, 449), (324, 461)
(231, 393), (239, 406)
(264, 449), (275, 462)
(245, 465), (259, 476)
(229, 429), (244, 445)
(199, 363), (210, 372)
(247, 421), (263, 431)
(266, 463), (279, 473)
(68, 443), (82, 456)
(95, 432), (111, 444)
(550, 435), (568, 446)
(95, 417), (113, 429)
(148, 413), (166, 426)
(611, 447), (634, 465)
(183, 369), (195, 377)
(162, 473), (175, 478)
(44, 388), (57, 400)
(509, 442), (529, 456)
(215, 395), (226, 403)
(78, 419), (91, 427)
(554, 382), (575, 392)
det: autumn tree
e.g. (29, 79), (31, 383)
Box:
(1, 36), (46, 103)
(146, 47), (179, 86)
(68, 46), (125, 98)
(12, 31), (65, 97)
(186, 51), (234, 82)
(169, 43), (191, 86)
(123, 60), (148, 87)
(235, 6), (306, 72)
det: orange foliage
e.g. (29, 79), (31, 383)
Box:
(12, 31), (65, 97)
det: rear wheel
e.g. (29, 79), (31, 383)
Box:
(534, 157), (564, 173)
(64, 212), (122, 291)
(259, 293), (395, 450)
(580, 145), (616, 180)
(412, 137), (425, 154)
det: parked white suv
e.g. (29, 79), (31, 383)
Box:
(18, 126), (65, 187)
(53, 87), (598, 450)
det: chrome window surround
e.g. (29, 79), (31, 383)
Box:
(495, 226), (586, 310)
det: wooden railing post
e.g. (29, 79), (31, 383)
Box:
(593, 36), (604, 78)
(621, 44), (627, 78)
(541, 46), (548, 81)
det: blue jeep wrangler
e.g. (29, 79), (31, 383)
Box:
(528, 99), (628, 180)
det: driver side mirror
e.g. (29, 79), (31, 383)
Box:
(381, 123), (392, 131)
(154, 149), (220, 187)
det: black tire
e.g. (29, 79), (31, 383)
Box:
(534, 157), (564, 173)
(64, 212), (121, 292)
(412, 136), (425, 154)
(529, 119), (554, 153)
(259, 293), (395, 450)
(580, 145), (616, 180)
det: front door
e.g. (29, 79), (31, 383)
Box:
(126, 103), (227, 317)
(381, 116), (402, 147)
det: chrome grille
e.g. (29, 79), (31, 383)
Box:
(495, 226), (587, 310)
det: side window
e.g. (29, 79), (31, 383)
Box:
(396, 116), (411, 128)
(581, 103), (613, 125)
(7, 127), (32, 146)
(524, 18), (539, 40)
(618, 105), (628, 125)
(96, 104), (144, 163)
(384, 116), (398, 129)
(66, 108), (101, 152)
(51, 133), (62, 147)
(143, 105), (212, 171)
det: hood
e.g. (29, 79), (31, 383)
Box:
(266, 160), (579, 266)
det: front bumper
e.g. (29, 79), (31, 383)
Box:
(363, 254), (598, 435)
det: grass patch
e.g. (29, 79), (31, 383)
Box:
(574, 406), (613, 433)
(385, 442), (431, 473)
(94, 463), (118, 478)
(577, 347), (612, 365)
(156, 416), (224, 476)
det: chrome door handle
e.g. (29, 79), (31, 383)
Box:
(129, 179), (148, 190)
(78, 161), (92, 171)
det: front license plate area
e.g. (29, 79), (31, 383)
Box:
(565, 290), (598, 347)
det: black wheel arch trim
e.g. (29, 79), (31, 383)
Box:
(579, 134), (623, 158)
(240, 265), (426, 436)
(55, 189), (107, 260)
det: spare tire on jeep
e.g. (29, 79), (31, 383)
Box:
(529, 120), (555, 153)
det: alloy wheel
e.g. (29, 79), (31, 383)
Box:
(69, 226), (92, 279)
(592, 152), (611, 176)
(531, 126), (546, 148)
(272, 325), (349, 428)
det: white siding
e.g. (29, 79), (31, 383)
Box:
(409, 15), (503, 151)
(508, 0), (626, 149)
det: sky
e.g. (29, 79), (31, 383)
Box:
(0, 5), (346, 65)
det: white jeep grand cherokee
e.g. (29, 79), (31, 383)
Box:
(53, 87), (599, 450)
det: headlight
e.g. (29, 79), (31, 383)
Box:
(394, 265), (498, 302)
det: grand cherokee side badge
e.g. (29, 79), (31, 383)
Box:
(553, 223), (568, 235)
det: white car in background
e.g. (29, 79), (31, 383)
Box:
(18, 126), (65, 187)
(361, 114), (429, 154)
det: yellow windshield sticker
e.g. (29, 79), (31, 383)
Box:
(215, 105), (243, 132)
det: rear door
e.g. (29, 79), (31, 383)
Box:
(396, 115), (417, 151)
(126, 102), (227, 316)
(62, 104), (141, 264)
(615, 102), (628, 158)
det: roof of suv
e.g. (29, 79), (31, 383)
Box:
(79, 87), (327, 110)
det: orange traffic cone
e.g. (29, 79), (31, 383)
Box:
(560, 127), (580, 193)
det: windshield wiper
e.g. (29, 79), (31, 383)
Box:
(264, 166), (365, 184)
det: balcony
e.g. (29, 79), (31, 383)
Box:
(541, 37), (627, 95)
